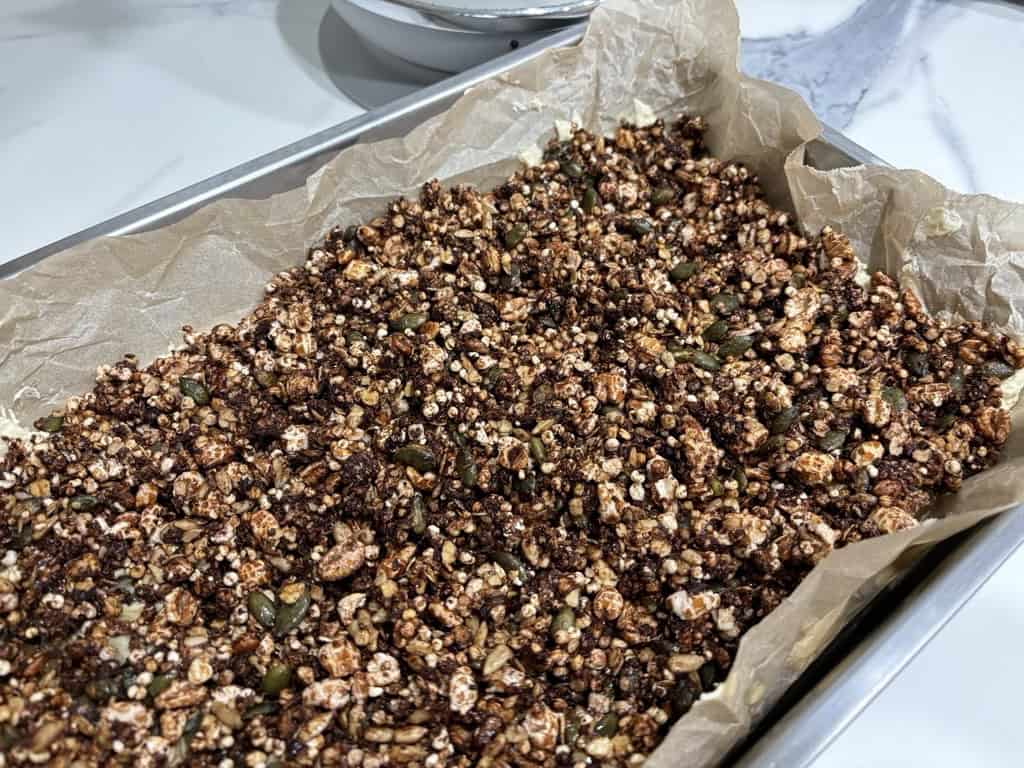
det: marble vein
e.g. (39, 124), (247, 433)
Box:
(740, 0), (914, 130)
(918, 52), (981, 193)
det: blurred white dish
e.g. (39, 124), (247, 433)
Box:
(386, 0), (599, 32)
(394, 0), (596, 11)
(332, 0), (557, 72)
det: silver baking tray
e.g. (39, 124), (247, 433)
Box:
(5, 23), (1024, 768)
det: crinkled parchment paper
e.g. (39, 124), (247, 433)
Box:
(4, 0), (1024, 765)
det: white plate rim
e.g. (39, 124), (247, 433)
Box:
(387, 0), (600, 21)
(342, 0), (485, 34)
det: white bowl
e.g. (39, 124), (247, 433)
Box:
(333, 0), (561, 72)
(388, 0), (599, 32)
(332, 0), (554, 73)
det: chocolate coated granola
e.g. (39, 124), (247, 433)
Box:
(1, 117), (1020, 767)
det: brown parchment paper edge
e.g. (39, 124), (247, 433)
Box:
(4, 1), (1024, 766)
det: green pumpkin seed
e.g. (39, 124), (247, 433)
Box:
(600, 406), (626, 422)
(484, 366), (503, 390)
(771, 406), (799, 435)
(710, 292), (739, 315)
(147, 675), (174, 699)
(982, 360), (1016, 379)
(211, 702), (243, 729)
(121, 670), (138, 694)
(666, 339), (694, 362)
(853, 469), (872, 492)
(512, 472), (537, 497)
(254, 370), (279, 389)
(390, 312), (428, 332)
(182, 710), (203, 742)
(710, 478), (724, 497)
(564, 711), (582, 746)
(345, 329), (368, 345)
(902, 350), (929, 378)
(529, 437), (547, 463)
(594, 712), (619, 737)
(818, 430), (847, 452)
(651, 186), (675, 206)
(394, 444), (438, 474)
(85, 677), (120, 702)
(500, 266), (522, 292)
(244, 702), (278, 719)
(582, 186), (599, 213)
(532, 382), (553, 405)
(629, 218), (653, 237)
(504, 223), (528, 249)
(261, 663), (292, 696)
(70, 495), (99, 511)
(560, 160), (584, 179)
(0, 724), (22, 751)
(410, 495), (427, 535)
(550, 606), (575, 638)
(494, 551), (528, 583)
(734, 468), (748, 494)
(948, 364), (966, 394)
(38, 415), (64, 433)
(247, 592), (276, 629)
(273, 586), (310, 637)
(449, 427), (468, 448)
(669, 348), (693, 363)
(670, 681), (696, 717)
(691, 351), (721, 371)
(790, 272), (806, 289)
(698, 662), (718, 691)
(718, 335), (754, 359)
(935, 413), (957, 431)
(881, 387), (908, 412)
(669, 261), (697, 283)
(178, 377), (210, 406)
(702, 320), (730, 343)
(760, 434), (788, 455)
(456, 448), (478, 488)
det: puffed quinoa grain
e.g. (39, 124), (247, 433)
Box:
(0, 116), (1018, 768)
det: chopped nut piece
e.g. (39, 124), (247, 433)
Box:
(851, 441), (885, 466)
(154, 681), (207, 710)
(164, 587), (199, 626)
(870, 506), (919, 533)
(977, 406), (1011, 443)
(680, 415), (719, 479)
(303, 679), (352, 709)
(667, 590), (721, 621)
(593, 371), (628, 404)
(318, 542), (366, 581)
(793, 452), (836, 486)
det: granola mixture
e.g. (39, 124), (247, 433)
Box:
(1, 117), (1020, 767)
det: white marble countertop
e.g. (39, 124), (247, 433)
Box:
(3, 0), (1024, 764)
